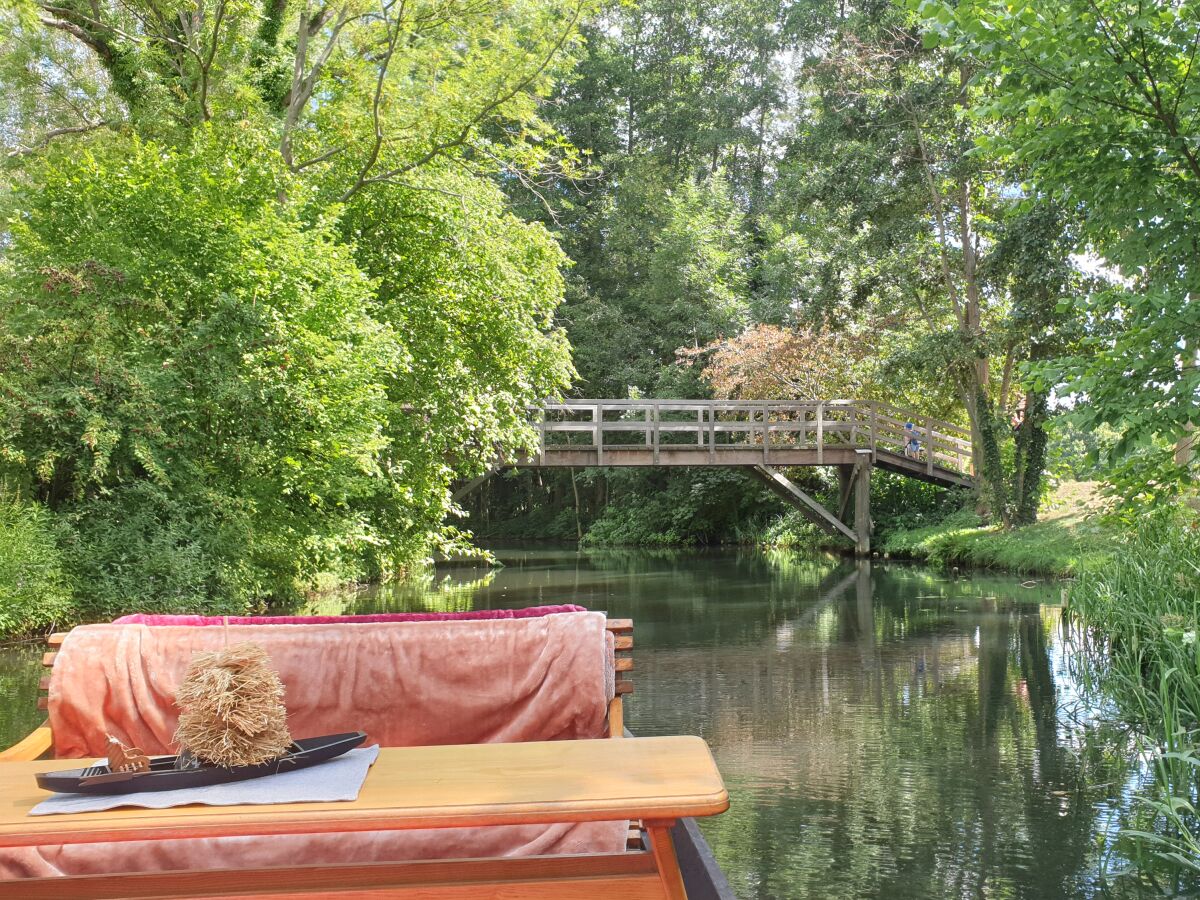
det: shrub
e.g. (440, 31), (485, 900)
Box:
(0, 494), (73, 636)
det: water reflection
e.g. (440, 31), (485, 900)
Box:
(0, 549), (1147, 898)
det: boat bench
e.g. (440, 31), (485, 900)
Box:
(4, 609), (635, 763)
(0, 609), (676, 889)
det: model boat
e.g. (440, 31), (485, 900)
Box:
(36, 732), (367, 795)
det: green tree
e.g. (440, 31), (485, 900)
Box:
(926, 0), (1200, 502)
(0, 130), (401, 609)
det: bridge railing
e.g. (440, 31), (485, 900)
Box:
(535, 399), (973, 476)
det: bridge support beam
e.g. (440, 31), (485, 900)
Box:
(451, 470), (496, 503)
(752, 451), (872, 556)
(751, 465), (858, 545)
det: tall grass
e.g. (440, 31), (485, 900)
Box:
(1067, 512), (1200, 887)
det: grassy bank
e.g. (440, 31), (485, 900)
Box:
(878, 481), (1116, 577)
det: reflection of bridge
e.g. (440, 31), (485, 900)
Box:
(464, 400), (974, 556)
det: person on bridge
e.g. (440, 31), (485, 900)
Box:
(904, 422), (921, 460)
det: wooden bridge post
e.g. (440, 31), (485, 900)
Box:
(816, 402), (824, 465)
(869, 402), (878, 463)
(925, 414), (935, 476)
(854, 449), (872, 557)
(538, 408), (546, 466)
(652, 402), (660, 464)
(594, 403), (603, 466)
(708, 402), (716, 462)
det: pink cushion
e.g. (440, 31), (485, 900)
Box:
(111, 605), (586, 626)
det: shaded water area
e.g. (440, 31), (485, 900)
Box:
(0, 547), (1150, 897)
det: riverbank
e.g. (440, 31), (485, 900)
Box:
(762, 481), (1117, 578)
(878, 482), (1116, 577)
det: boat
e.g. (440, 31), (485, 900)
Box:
(2, 609), (735, 898)
(36, 732), (366, 795)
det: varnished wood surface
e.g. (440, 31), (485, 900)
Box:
(0, 736), (727, 848)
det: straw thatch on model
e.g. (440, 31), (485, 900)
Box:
(173, 642), (292, 767)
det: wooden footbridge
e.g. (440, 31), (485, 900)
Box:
(465, 400), (973, 556)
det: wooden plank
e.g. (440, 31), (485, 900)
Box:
(817, 402), (824, 464)
(538, 408), (546, 465)
(38, 676), (50, 692)
(926, 415), (935, 476)
(36, 697), (47, 711)
(1, 852), (666, 900)
(594, 403), (603, 467)
(653, 402), (660, 465)
(615, 658), (634, 672)
(42, 651), (56, 668)
(605, 619), (633, 633)
(47, 633), (68, 647)
(616, 680), (634, 695)
(615, 635), (633, 650)
(607, 696), (624, 738)
(0, 736), (727, 848)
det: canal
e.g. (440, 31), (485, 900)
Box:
(0, 547), (1146, 897)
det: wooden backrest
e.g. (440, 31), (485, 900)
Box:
(604, 618), (633, 737)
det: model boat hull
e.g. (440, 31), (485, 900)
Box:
(37, 732), (367, 795)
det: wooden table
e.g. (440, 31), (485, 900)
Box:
(0, 735), (728, 899)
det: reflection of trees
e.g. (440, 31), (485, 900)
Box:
(0, 645), (47, 749)
(294, 571), (497, 615)
(627, 564), (1118, 899)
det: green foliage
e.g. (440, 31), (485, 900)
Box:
(583, 468), (785, 547)
(0, 129), (402, 602)
(0, 493), (73, 636)
(1047, 419), (1120, 481)
(924, 0), (1200, 503)
(58, 482), (259, 619)
(1067, 513), (1200, 889)
(0, 127), (571, 623)
(339, 165), (574, 561)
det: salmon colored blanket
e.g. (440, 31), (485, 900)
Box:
(3, 612), (626, 878)
(50, 614), (615, 756)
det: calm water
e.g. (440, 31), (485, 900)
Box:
(0, 548), (1146, 898)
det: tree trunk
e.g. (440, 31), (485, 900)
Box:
(1012, 391), (1048, 526)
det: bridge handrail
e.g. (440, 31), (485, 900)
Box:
(534, 399), (973, 478)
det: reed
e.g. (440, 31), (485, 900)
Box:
(1067, 512), (1200, 885)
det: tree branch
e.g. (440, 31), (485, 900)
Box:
(8, 120), (110, 157)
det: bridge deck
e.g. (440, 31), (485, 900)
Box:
(521, 400), (973, 490)
(521, 446), (972, 489)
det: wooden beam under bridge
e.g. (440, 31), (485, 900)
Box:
(750, 450), (873, 556)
